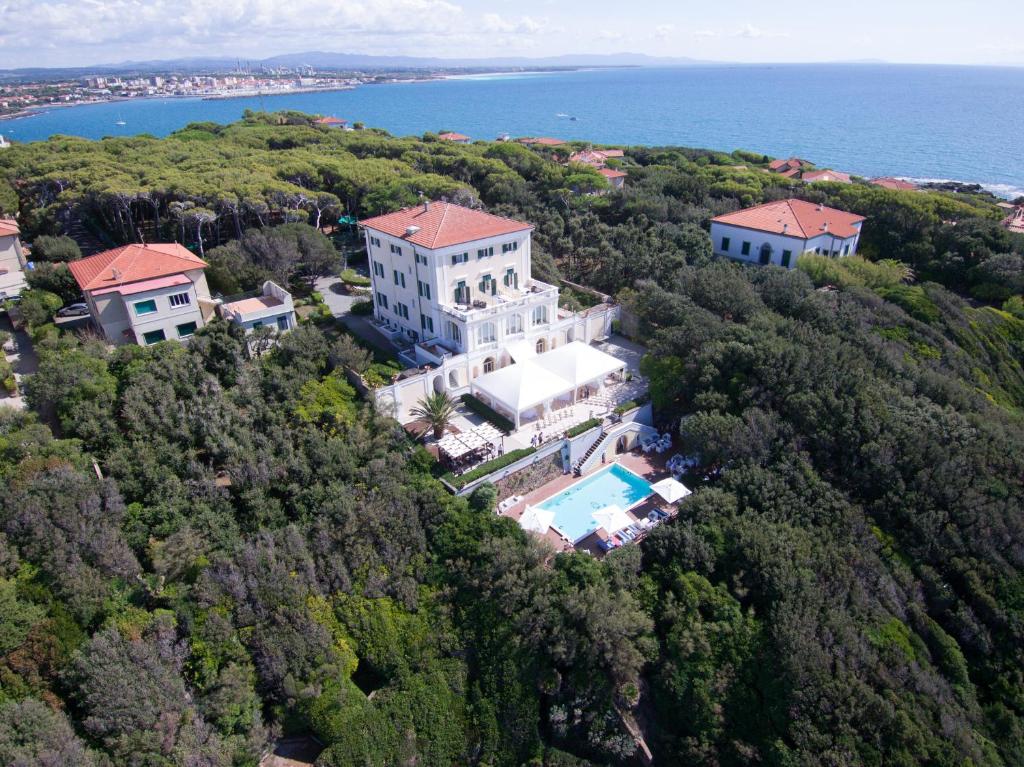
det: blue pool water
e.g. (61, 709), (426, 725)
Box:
(537, 464), (653, 542)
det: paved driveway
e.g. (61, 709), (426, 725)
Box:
(0, 314), (37, 410)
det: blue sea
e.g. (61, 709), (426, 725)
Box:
(4, 65), (1023, 198)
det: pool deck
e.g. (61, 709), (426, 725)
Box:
(501, 451), (676, 555)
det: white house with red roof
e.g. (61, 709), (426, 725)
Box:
(360, 201), (619, 421)
(711, 199), (866, 269)
(0, 219), (27, 300)
(69, 243), (215, 345)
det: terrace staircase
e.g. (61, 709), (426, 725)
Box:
(574, 429), (608, 476)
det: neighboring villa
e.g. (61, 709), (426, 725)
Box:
(598, 168), (627, 190)
(517, 137), (566, 147)
(767, 158), (852, 184)
(802, 169), (852, 184)
(871, 177), (919, 191)
(219, 280), (296, 335)
(69, 243), (216, 345)
(314, 116), (348, 129)
(438, 132), (471, 144)
(69, 243), (296, 346)
(768, 157), (811, 179)
(568, 148), (625, 167)
(0, 219), (27, 300)
(711, 199), (866, 269)
(360, 201), (620, 422)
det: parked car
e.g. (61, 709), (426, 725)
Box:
(56, 303), (90, 317)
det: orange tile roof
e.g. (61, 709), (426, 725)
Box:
(69, 243), (208, 292)
(778, 167), (803, 179)
(802, 169), (852, 183)
(438, 132), (470, 141)
(0, 218), (20, 238)
(712, 199), (866, 239)
(599, 168), (627, 178)
(769, 157), (809, 172)
(518, 137), (566, 146)
(871, 177), (918, 191)
(360, 201), (532, 249)
(315, 116), (347, 125)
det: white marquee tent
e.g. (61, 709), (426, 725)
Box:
(470, 342), (627, 429)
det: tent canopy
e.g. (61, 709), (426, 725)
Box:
(472, 359), (570, 412)
(505, 339), (537, 363)
(533, 341), (624, 388)
(650, 477), (691, 503)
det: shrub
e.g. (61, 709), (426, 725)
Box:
(30, 235), (82, 263)
(566, 418), (601, 438)
(613, 400), (638, 415)
(441, 447), (537, 489)
(350, 299), (373, 316)
(460, 393), (514, 433)
(310, 291), (325, 305)
(362, 361), (401, 388)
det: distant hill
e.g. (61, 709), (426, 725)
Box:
(0, 51), (715, 77)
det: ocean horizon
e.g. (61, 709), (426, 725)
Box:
(4, 64), (1023, 199)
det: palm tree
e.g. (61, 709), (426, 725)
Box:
(410, 391), (458, 440)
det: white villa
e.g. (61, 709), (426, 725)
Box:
(710, 199), (866, 269)
(360, 201), (624, 425)
(0, 218), (27, 300)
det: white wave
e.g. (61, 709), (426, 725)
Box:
(903, 177), (1024, 200)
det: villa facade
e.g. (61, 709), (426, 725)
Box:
(361, 201), (619, 422)
(0, 219), (27, 300)
(710, 199), (865, 269)
(69, 243), (217, 345)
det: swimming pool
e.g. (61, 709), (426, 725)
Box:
(536, 464), (653, 543)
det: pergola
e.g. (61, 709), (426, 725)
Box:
(470, 342), (626, 429)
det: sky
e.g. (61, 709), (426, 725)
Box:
(0, 0), (1022, 70)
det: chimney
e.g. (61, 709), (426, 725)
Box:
(112, 268), (122, 281)
(817, 202), (824, 211)
(418, 190), (429, 213)
(782, 223), (788, 234)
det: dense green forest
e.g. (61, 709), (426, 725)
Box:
(0, 113), (1023, 766)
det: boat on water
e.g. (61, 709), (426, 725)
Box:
(114, 114), (126, 126)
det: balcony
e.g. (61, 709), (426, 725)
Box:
(439, 279), (558, 323)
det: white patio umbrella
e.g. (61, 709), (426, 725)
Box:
(518, 505), (555, 535)
(650, 477), (692, 503)
(592, 504), (633, 534)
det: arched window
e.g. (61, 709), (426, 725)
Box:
(506, 313), (523, 335)
(483, 357), (495, 373)
(531, 305), (548, 326)
(535, 338), (547, 354)
(477, 322), (496, 345)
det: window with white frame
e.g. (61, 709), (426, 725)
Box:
(390, 243), (402, 255)
(168, 291), (191, 308)
(394, 302), (409, 320)
(369, 236), (381, 247)
(415, 253), (428, 266)
(376, 292), (388, 309)
(502, 241), (518, 253)
(531, 305), (548, 326)
(372, 261), (385, 278)
(506, 313), (523, 335)
(477, 321), (496, 344)
(393, 270), (405, 288)
(476, 246), (494, 259)
(417, 280), (431, 300)
(420, 313), (434, 333)
(451, 252), (469, 265)
(446, 321), (462, 345)
(503, 267), (517, 288)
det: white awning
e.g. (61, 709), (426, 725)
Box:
(472, 359), (571, 413)
(592, 504), (633, 534)
(533, 341), (624, 388)
(519, 505), (555, 534)
(506, 339), (537, 363)
(650, 477), (691, 503)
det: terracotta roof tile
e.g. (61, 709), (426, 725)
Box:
(871, 177), (918, 191)
(69, 243), (208, 292)
(438, 132), (470, 141)
(598, 168), (627, 178)
(802, 169), (852, 184)
(517, 137), (566, 146)
(712, 199), (865, 239)
(315, 116), (347, 125)
(0, 218), (20, 238)
(360, 201), (532, 250)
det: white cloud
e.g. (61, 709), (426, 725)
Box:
(734, 24), (788, 39)
(653, 24), (675, 40)
(692, 29), (719, 38)
(597, 29), (624, 41)
(481, 13), (546, 35)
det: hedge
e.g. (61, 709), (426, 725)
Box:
(442, 447), (537, 489)
(566, 418), (601, 438)
(613, 400), (638, 415)
(350, 299), (373, 316)
(460, 393), (514, 433)
(341, 269), (372, 287)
